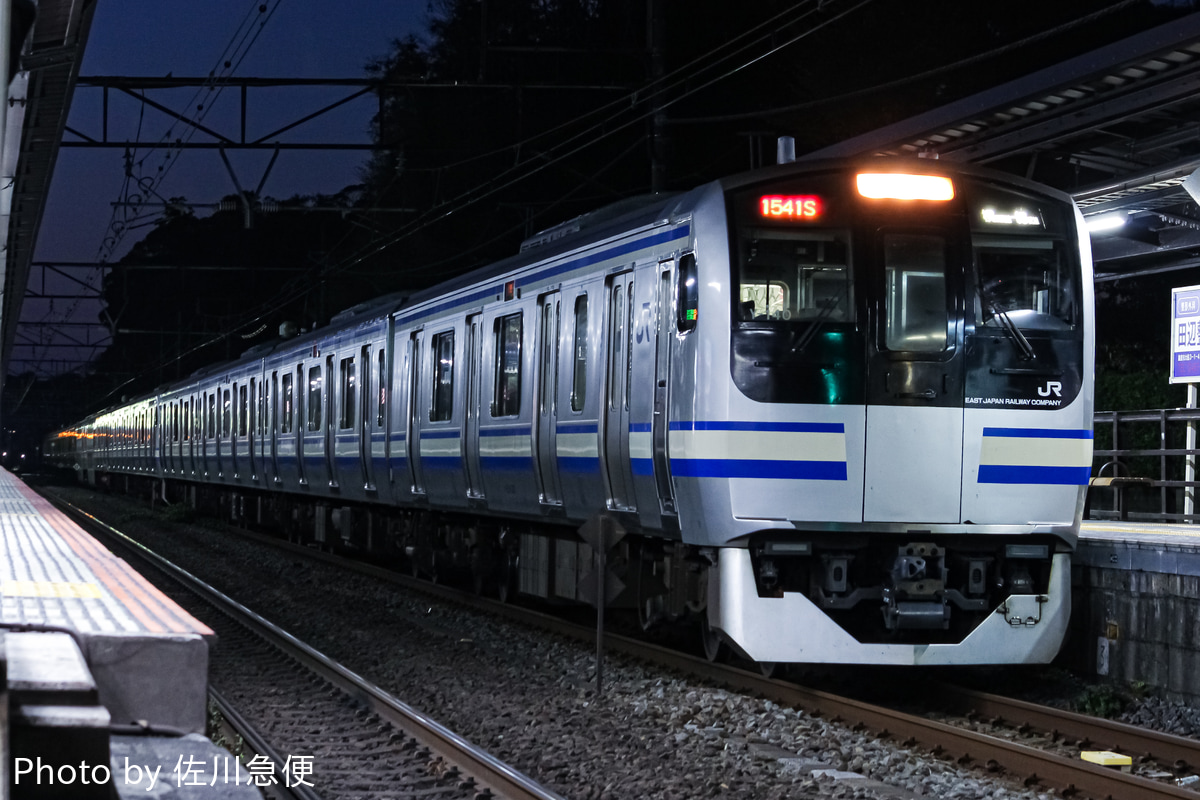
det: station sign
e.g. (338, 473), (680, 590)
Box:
(1172, 284), (1200, 383)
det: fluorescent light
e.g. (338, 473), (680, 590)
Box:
(856, 173), (954, 201)
(1085, 213), (1128, 232)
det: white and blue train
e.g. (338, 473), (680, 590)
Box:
(46, 157), (1094, 666)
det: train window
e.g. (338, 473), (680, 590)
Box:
(974, 236), (1076, 331)
(540, 301), (559, 415)
(257, 378), (267, 436)
(967, 182), (1078, 333)
(735, 231), (851, 324)
(377, 349), (386, 427)
(308, 366), (323, 431)
(432, 331), (455, 422)
(571, 295), (587, 412)
(493, 314), (521, 417)
(609, 284), (624, 411)
(281, 373), (294, 434)
(207, 394), (216, 439)
(625, 283), (634, 410)
(883, 233), (948, 353)
(340, 356), (356, 430)
(239, 384), (249, 437)
(223, 389), (232, 436)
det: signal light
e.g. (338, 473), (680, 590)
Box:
(856, 173), (954, 201)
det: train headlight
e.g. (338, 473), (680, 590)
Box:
(856, 173), (954, 201)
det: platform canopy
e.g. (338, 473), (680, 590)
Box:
(802, 11), (1200, 283)
(0, 0), (93, 389)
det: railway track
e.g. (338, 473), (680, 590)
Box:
(60, 499), (565, 800)
(48, 487), (1200, 800)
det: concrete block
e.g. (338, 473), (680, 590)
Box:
(86, 634), (209, 734)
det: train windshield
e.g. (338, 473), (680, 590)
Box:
(968, 185), (1079, 334)
(735, 229), (851, 326)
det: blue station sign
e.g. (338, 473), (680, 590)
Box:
(1172, 284), (1200, 383)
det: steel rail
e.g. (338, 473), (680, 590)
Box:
(934, 683), (1200, 774)
(207, 687), (321, 800)
(58, 501), (566, 800)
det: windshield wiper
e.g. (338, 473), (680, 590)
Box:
(979, 280), (1036, 361)
(788, 294), (841, 358)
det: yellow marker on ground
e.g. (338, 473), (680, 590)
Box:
(1081, 751), (1132, 768)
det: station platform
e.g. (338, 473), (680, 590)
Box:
(1072, 518), (1200, 703)
(0, 467), (257, 798)
(1078, 520), (1200, 574)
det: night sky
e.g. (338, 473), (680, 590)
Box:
(38, 0), (427, 265)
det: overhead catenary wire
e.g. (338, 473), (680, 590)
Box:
(26, 1), (285, 381)
(89, 0), (877, 404)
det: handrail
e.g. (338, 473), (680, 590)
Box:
(1089, 407), (1200, 523)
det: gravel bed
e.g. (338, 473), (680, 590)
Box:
(48, 484), (1144, 800)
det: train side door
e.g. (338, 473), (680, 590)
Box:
(652, 263), (676, 515)
(603, 271), (636, 510)
(463, 314), (484, 499)
(535, 292), (562, 506)
(862, 228), (966, 523)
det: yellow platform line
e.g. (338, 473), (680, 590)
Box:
(1, 580), (103, 598)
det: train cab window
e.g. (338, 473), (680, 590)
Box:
(968, 183), (1079, 333)
(432, 331), (455, 422)
(377, 349), (386, 427)
(883, 233), (948, 353)
(308, 366), (323, 431)
(281, 373), (294, 434)
(493, 315), (521, 417)
(340, 356), (356, 430)
(736, 231), (851, 324)
(571, 295), (587, 412)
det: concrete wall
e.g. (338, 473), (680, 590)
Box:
(1069, 542), (1200, 703)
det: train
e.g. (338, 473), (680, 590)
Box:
(45, 156), (1094, 667)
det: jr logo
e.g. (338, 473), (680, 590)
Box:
(1037, 381), (1062, 398)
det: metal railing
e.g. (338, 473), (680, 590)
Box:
(1088, 407), (1200, 523)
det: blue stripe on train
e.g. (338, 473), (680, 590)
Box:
(978, 465), (1090, 485)
(669, 420), (845, 433)
(672, 458), (847, 480)
(982, 427), (1093, 439)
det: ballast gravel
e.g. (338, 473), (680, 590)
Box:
(46, 484), (1197, 800)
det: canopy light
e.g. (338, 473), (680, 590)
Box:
(1085, 212), (1128, 233)
(856, 173), (954, 201)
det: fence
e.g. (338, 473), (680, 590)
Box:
(1088, 407), (1200, 523)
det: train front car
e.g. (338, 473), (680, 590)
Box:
(679, 160), (1093, 665)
